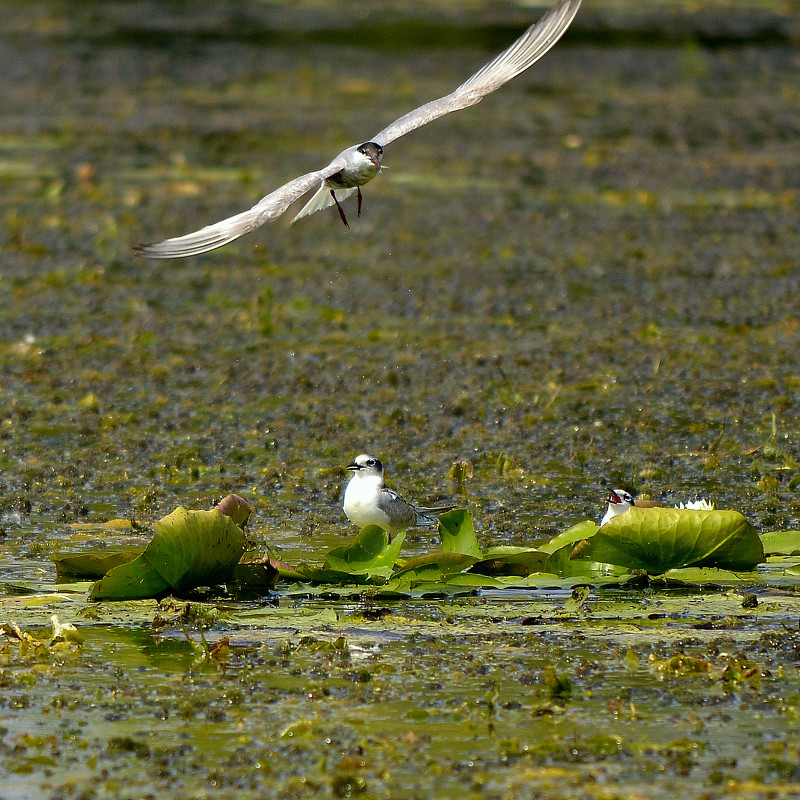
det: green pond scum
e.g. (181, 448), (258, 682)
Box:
(2, 0), (800, 797)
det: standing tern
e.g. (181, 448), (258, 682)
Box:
(134, 0), (582, 259)
(343, 454), (455, 536)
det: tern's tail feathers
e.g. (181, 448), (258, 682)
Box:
(291, 184), (356, 224)
(415, 504), (457, 526)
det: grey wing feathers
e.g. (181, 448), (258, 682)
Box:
(372, 0), (581, 148)
(134, 160), (347, 259)
(456, 0), (582, 97)
(379, 489), (454, 528)
(379, 489), (418, 530)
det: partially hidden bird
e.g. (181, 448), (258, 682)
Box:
(343, 454), (455, 536)
(134, 0), (582, 259)
(600, 488), (715, 526)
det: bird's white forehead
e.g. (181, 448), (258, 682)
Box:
(352, 454), (384, 472)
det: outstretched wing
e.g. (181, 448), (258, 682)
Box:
(134, 154), (350, 259)
(134, 0), (581, 259)
(372, 0), (581, 148)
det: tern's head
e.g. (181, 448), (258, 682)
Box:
(346, 454), (384, 480)
(608, 488), (634, 508)
(600, 487), (635, 526)
(357, 142), (384, 169)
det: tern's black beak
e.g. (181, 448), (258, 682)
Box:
(608, 490), (623, 505)
(346, 462), (362, 472)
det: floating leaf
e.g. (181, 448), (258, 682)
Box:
(89, 507), (246, 601)
(570, 508), (764, 573)
(760, 530), (800, 556)
(287, 564), (381, 586)
(70, 519), (135, 532)
(52, 550), (143, 580)
(546, 541), (629, 578)
(148, 507), (247, 590)
(324, 526), (406, 577)
(232, 561), (280, 590)
(490, 573), (603, 589)
(440, 572), (507, 588)
(470, 545), (549, 576)
(650, 568), (762, 586)
(233, 550), (292, 590)
(88, 552), (170, 602)
(540, 520), (599, 555)
(393, 551), (479, 583)
(438, 509), (481, 557)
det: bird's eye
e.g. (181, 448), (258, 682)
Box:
(367, 459), (377, 466)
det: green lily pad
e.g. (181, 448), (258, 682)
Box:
(89, 507), (247, 601)
(438, 509), (481, 557)
(540, 520), (600, 555)
(324, 526), (406, 577)
(760, 530), (800, 556)
(470, 545), (550, 576)
(546, 542), (629, 578)
(440, 572), (507, 588)
(283, 564), (382, 586)
(569, 508), (764, 573)
(393, 551), (480, 582)
(89, 551), (171, 601)
(654, 567), (763, 586)
(52, 549), (144, 580)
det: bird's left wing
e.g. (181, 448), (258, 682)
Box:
(371, 0), (581, 148)
(378, 488), (417, 529)
(134, 154), (350, 259)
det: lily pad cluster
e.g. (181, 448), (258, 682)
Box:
(282, 506), (766, 595)
(54, 495), (256, 601)
(51, 498), (791, 601)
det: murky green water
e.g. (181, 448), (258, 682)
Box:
(2, 0), (800, 797)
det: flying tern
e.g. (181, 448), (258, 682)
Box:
(343, 454), (455, 535)
(134, 0), (582, 259)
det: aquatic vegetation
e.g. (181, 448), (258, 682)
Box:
(87, 497), (250, 600)
(49, 503), (791, 602)
(2, 0), (800, 796)
(570, 507), (764, 573)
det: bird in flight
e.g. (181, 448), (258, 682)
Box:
(134, 0), (581, 259)
(343, 454), (455, 535)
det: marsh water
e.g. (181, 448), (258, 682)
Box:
(2, 1), (800, 797)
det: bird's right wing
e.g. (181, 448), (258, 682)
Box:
(134, 155), (350, 259)
(371, 0), (581, 148)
